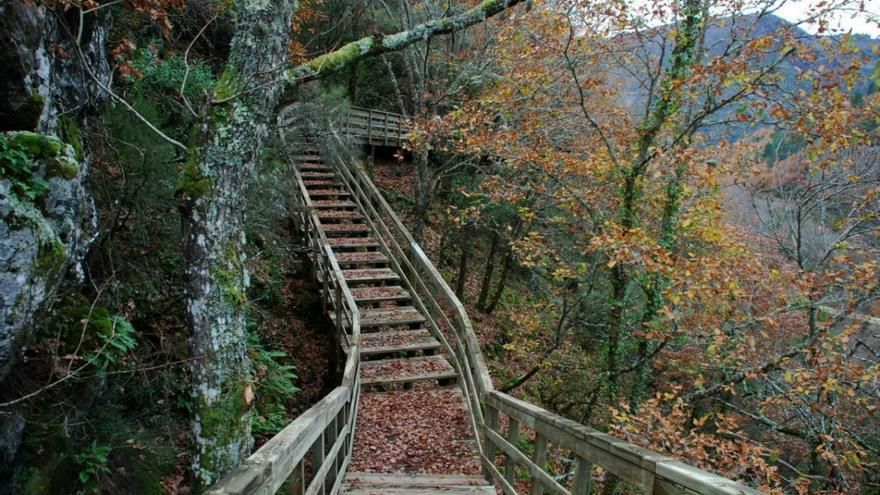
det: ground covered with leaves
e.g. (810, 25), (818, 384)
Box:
(350, 388), (482, 474)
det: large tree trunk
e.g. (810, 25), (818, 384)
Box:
(176, 0), (297, 487)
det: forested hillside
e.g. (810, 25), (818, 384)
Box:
(0, 0), (877, 493)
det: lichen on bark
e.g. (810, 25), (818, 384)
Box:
(181, 0), (298, 488)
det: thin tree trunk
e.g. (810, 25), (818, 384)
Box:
(177, 0), (297, 487)
(606, 265), (627, 399)
(455, 236), (469, 299)
(477, 231), (499, 310)
(484, 249), (513, 314)
(411, 150), (430, 242)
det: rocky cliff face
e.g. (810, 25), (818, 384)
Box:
(0, 2), (110, 485)
(0, 0), (109, 388)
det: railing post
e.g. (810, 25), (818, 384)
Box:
(311, 432), (325, 484)
(483, 403), (498, 478)
(504, 417), (519, 486)
(335, 284), (343, 337)
(290, 459), (305, 495)
(572, 456), (592, 495)
(530, 433), (548, 495)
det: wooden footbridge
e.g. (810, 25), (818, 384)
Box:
(207, 108), (764, 495)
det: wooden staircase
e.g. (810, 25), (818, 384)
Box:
(293, 145), (493, 494)
(296, 146), (455, 390)
(207, 111), (766, 495)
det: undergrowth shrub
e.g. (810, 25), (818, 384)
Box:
(0, 134), (50, 201)
(249, 331), (299, 437)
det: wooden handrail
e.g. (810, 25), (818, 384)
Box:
(323, 122), (766, 495)
(206, 136), (361, 495)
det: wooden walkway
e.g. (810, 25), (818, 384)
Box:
(206, 111), (767, 495)
(344, 108), (407, 147)
(296, 145), (490, 494)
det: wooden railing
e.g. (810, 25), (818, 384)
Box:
(206, 152), (362, 495)
(483, 392), (763, 495)
(325, 124), (765, 495)
(209, 107), (766, 494)
(344, 107), (407, 146)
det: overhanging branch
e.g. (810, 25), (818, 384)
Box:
(283, 0), (522, 86)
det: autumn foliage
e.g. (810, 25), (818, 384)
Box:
(405, 0), (879, 492)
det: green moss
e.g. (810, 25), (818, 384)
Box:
(25, 92), (46, 130)
(17, 420), (75, 495)
(216, 244), (248, 308)
(213, 67), (242, 101)
(175, 153), (212, 201)
(307, 38), (373, 74)
(47, 156), (79, 180)
(35, 239), (67, 277)
(21, 466), (55, 495)
(196, 376), (251, 475)
(58, 117), (84, 160)
(8, 132), (63, 158)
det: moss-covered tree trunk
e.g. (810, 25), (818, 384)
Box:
(175, 0), (297, 488)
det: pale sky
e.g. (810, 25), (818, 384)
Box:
(774, 1), (879, 35)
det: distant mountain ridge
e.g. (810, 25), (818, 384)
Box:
(614, 13), (878, 141)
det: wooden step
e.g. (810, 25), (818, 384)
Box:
(299, 164), (331, 172)
(343, 268), (399, 284)
(327, 237), (380, 249)
(331, 306), (426, 329)
(293, 154), (322, 161)
(334, 251), (389, 267)
(354, 329), (440, 356)
(321, 223), (371, 235)
(308, 189), (351, 197)
(360, 355), (457, 386)
(349, 286), (411, 303)
(341, 487), (494, 494)
(303, 179), (340, 187)
(300, 172), (335, 179)
(341, 473), (494, 494)
(312, 200), (358, 209)
(317, 210), (365, 221)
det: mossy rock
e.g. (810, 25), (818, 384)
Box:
(7, 132), (64, 159)
(58, 117), (84, 160)
(46, 156), (79, 180)
(24, 92), (46, 130)
(34, 239), (67, 278)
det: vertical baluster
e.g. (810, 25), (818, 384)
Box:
(530, 433), (548, 495)
(505, 417), (519, 486)
(310, 432), (325, 493)
(335, 284), (343, 338)
(571, 456), (592, 495)
(325, 414), (338, 493)
(287, 458), (305, 495)
(483, 404), (498, 478)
